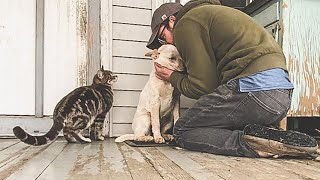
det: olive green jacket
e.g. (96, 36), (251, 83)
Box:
(169, 0), (287, 99)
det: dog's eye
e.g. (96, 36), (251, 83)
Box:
(169, 57), (175, 60)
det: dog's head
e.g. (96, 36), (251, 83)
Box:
(145, 44), (184, 72)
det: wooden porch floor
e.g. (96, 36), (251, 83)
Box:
(1, 138), (320, 180)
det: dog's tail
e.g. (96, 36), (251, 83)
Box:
(115, 134), (135, 142)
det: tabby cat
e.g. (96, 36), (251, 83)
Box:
(13, 66), (117, 146)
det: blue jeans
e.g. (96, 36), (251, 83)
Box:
(173, 80), (292, 157)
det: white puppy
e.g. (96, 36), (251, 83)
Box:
(115, 44), (184, 143)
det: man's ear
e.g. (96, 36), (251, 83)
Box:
(168, 15), (176, 30)
(169, 15), (176, 22)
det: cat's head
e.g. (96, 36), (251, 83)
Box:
(93, 66), (117, 86)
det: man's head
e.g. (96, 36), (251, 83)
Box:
(146, 3), (182, 50)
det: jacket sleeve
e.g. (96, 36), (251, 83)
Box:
(170, 19), (219, 99)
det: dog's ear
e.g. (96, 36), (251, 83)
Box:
(145, 51), (153, 57)
(101, 65), (104, 71)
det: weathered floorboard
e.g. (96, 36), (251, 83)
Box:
(158, 146), (224, 180)
(0, 138), (320, 180)
(139, 147), (194, 180)
(118, 143), (163, 180)
(5, 140), (67, 180)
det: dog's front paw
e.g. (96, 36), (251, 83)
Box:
(154, 136), (165, 143)
(162, 134), (174, 142)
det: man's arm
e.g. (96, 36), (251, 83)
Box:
(170, 19), (219, 99)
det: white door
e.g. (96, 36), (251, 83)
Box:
(0, 0), (36, 115)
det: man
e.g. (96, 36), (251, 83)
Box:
(146, 0), (318, 158)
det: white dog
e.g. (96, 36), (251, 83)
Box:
(115, 44), (184, 143)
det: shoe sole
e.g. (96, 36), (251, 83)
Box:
(243, 135), (318, 158)
(244, 124), (318, 147)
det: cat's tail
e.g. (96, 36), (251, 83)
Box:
(115, 134), (135, 142)
(13, 121), (63, 146)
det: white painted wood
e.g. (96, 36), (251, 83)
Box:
(113, 23), (151, 42)
(113, 57), (153, 75)
(113, 40), (150, 58)
(101, 0), (113, 71)
(112, 107), (136, 123)
(113, 6), (151, 25)
(6, 141), (67, 180)
(113, 0), (152, 9)
(100, 0), (113, 136)
(0, 116), (53, 136)
(0, 0), (36, 115)
(252, 2), (279, 27)
(180, 0), (190, 6)
(43, 0), (81, 115)
(35, 0), (45, 117)
(112, 124), (133, 137)
(113, 74), (149, 91)
(282, 0), (320, 116)
(113, 91), (141, 107)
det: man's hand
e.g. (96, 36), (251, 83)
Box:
(154, 62), (173, 81)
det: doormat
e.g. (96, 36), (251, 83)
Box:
(124, 140), (177, 147)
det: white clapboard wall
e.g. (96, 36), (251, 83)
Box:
(104, 0), (196, 137)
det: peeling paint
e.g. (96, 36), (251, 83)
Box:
(76, 0), (88, 87)
(282, 0), (320, 116)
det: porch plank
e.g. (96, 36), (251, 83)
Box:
(36, 143), (83, 180)
(103, 139), (132, 179)
(258, 158), (320, 179)
(5, 140), (67, 180)
(118, 143), (163, 180)
(198, 152), (302, 179)
(158, 147), (224, 180)
(0, 139), (19, 151)
(139, 147), (194, 180)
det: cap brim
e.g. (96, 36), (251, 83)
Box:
(146, 24), (161, 50)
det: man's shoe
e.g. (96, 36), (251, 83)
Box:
(243, 124), (319, 158)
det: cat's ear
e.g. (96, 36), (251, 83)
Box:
(97, 70), (104, 79)
(101, 65), (104, 71)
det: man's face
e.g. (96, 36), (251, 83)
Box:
(157, 16), (175, 45)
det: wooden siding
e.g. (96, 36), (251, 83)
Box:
(282, 0), (320, 116)
(108, 1), (199, 136)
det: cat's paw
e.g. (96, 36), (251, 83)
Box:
(96, 136), (105, 141)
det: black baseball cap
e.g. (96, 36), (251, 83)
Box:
(146, 3), (182, 50)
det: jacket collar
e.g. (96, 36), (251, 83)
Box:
(175, 0), (221, 25)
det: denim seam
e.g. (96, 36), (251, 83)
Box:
(249, 92), (281, 115)
(261, 90), (287, 109)
(226, 93), (249, 120)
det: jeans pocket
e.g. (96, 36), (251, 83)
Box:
(228, 90), (290, 128)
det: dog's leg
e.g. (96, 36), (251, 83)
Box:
(151, 105), (165, 143)
(173, 98), (180, 124)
